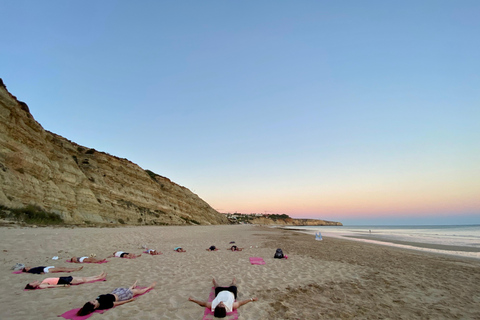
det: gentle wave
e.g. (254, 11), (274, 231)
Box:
(284, 225), (480, 260)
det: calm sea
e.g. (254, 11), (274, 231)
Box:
(283, 225), (480, 260)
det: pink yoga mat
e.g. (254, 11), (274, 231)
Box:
(58, 308), (105, 320)
(249, 257), (265, 265)
(59, 286), (152, 320)
(202, 287), (238, 320)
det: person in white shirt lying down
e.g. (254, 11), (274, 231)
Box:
(188, 277), (258, 318)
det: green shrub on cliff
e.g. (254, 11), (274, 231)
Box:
(0, 205), (64, 225)
(269, 214), (290, 221)
(145, 169), (158, 180)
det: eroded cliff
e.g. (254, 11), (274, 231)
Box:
(0, 79), (228, 225)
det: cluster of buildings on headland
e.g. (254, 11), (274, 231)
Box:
(223, 213), (343, 226)
(224, 213), (290, 224)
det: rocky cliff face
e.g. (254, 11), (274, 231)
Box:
(0, 79), (228, 225)
(249, 217), (342, 226)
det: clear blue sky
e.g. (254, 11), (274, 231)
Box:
(2, 1), (479, 225)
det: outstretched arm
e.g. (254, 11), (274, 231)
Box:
(233, 297), (258, 309)
(188, 297), (211, 308)
(113, 298), (135, 306)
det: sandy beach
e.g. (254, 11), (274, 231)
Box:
(1, 225), (479, 319)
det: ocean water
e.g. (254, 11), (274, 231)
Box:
(283, 225), (480, 260)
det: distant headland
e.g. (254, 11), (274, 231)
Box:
(226, 213), (342, 226)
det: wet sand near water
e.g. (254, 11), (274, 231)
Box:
(344, 235), (480, 252)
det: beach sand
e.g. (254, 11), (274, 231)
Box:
(1, 225), (479, 319)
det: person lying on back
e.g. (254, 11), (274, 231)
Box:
(22, 266), (83, 274)
(188, 277), (257, 318)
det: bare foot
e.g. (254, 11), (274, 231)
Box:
(131, 280), (138, 289)
(212, 278), (218, 288)
(231, 277), (237, 286)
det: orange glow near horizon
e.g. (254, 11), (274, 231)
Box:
(205, 162), (480, 221)
(210, 184), (480, 219)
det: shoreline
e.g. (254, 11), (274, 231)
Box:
(281, 225), (480, 260)
(1, 225), (479, 319)
(344, 234), (480, 252)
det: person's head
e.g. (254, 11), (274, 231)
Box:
(22, 267), (29, 272)
(25, 281), (40, 290)
(214, 303), (227, 318)
(70, 257), (77, 262)
(77, 300), (98, 316)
